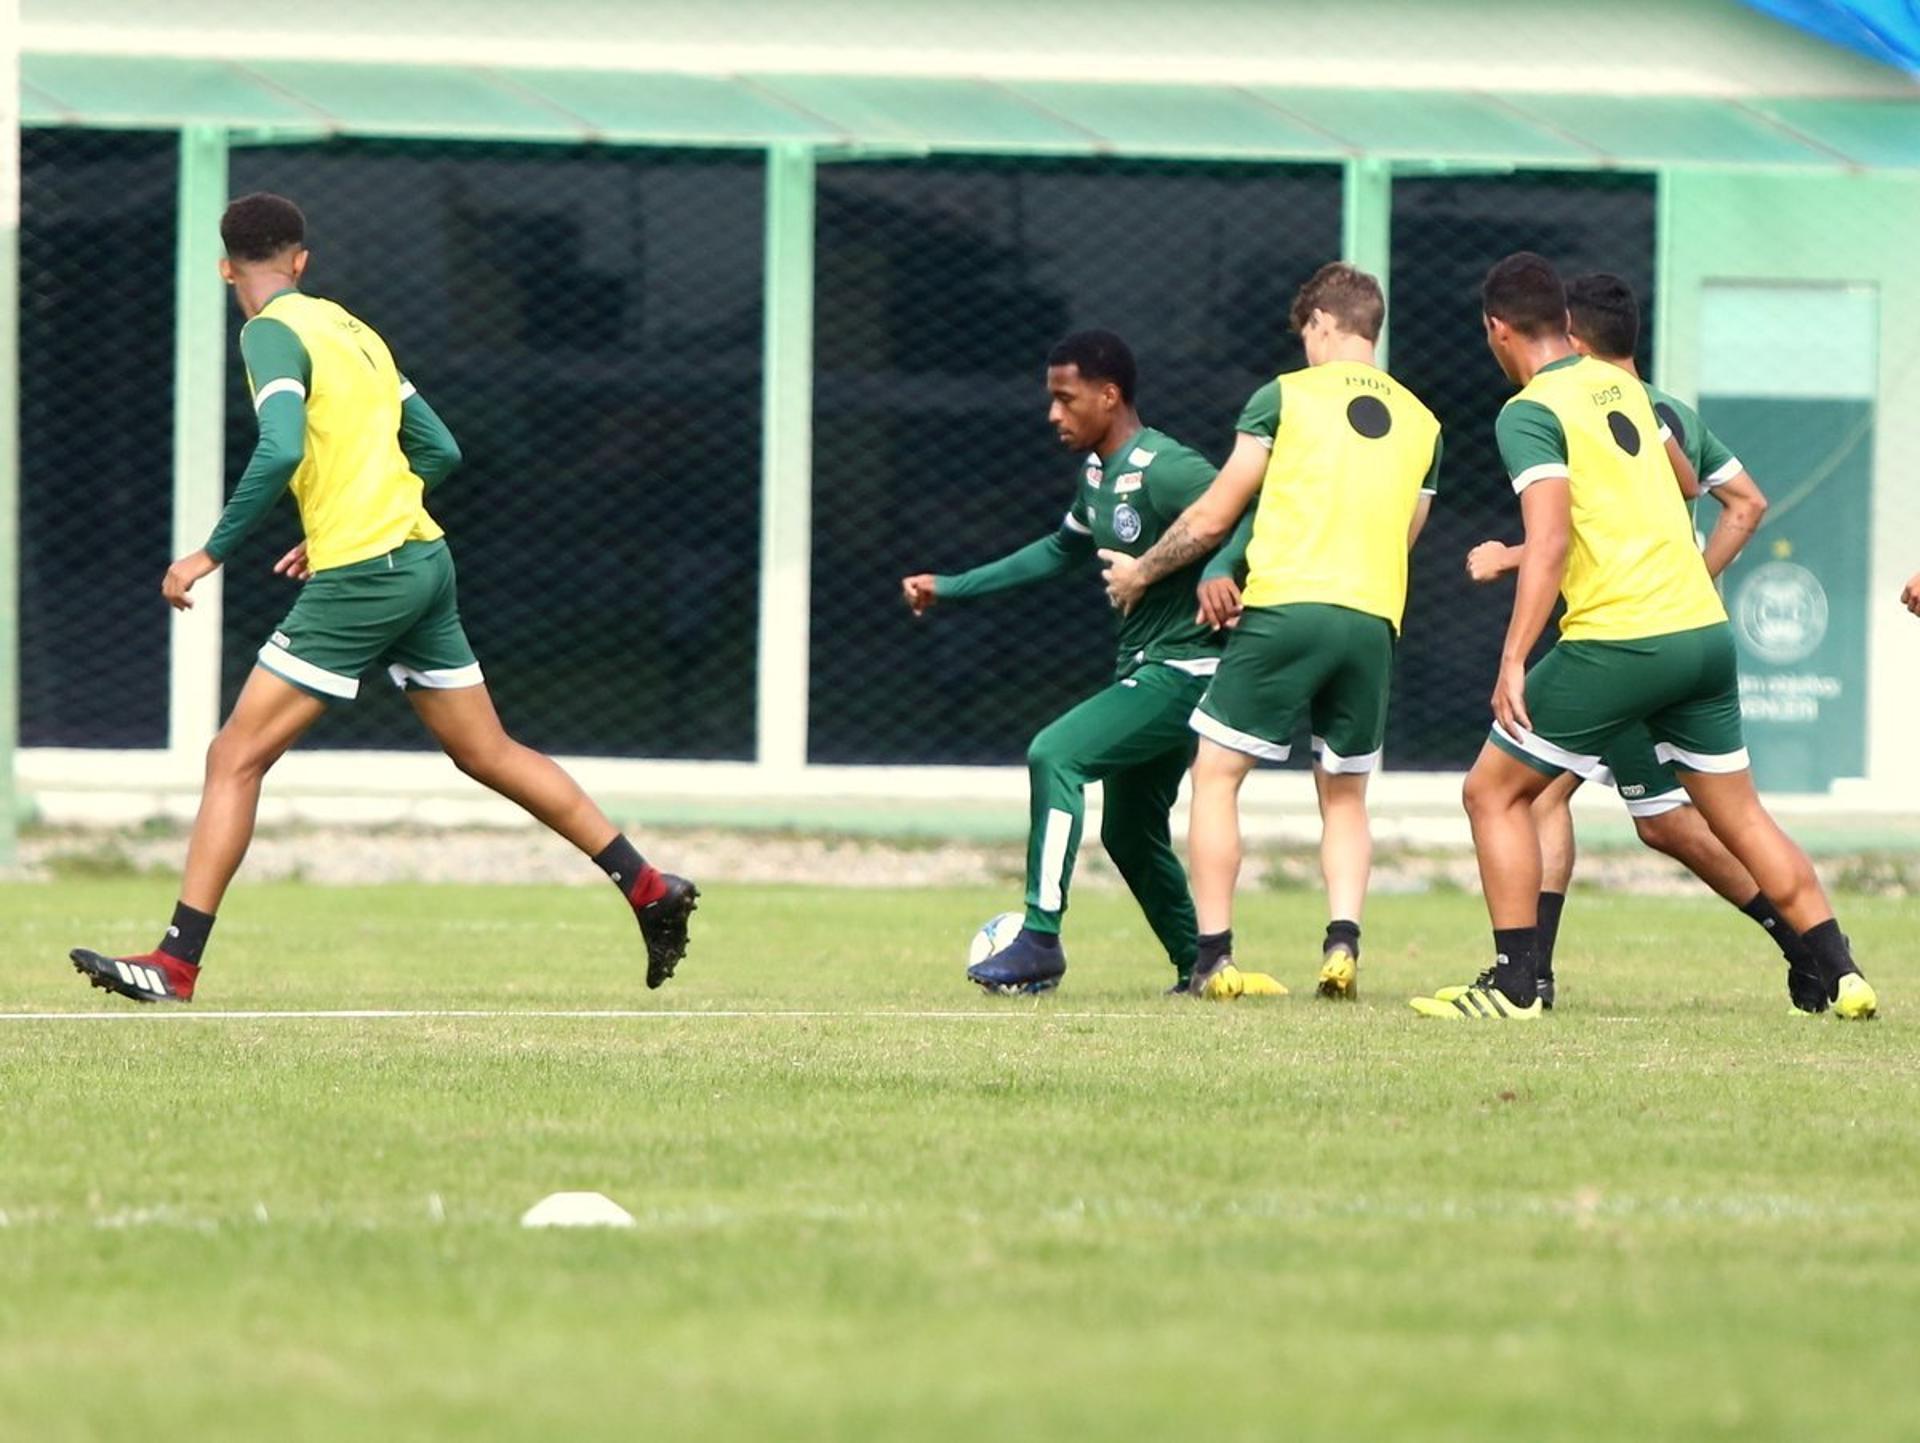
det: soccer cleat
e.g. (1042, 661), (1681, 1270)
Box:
(1785, 959), (1828, 1015)
(1410, 983), (1543, 1020)
(1832, 972), (1878, 1021)
(1164, 977), (1191, 997)
(70, 948), (198, 1004)
(633, 872), (699, 989)
(967, 931), (1066, 996)
(1237, 970), (1290, 998)
(1316, 945), (1358, 1001)
(1187, 953), (1244, 1001)
(1537, 972), (1556, 1011)
(1431, 967), (1496, 1005)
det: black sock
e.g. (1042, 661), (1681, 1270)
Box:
(1491, 927), (1538, 1006)
(1739, 893), (1808, 962)
(1196, 930), (1234, 969)
(159, 902), (215, 966)
(1801, 919), (1858, 989)
(1324, 919), (1361, 958)
(1018, 929), (1061, 952)
(592, 835), (650, 894)
(1535, 892), (1566, 977)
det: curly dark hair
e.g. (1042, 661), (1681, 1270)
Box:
(220, 192), (307, 263)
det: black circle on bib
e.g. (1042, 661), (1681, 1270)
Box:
(1606, 410), (1642, 456)
(1347, 395), (1392, 439)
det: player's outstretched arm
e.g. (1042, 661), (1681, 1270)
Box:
(1699, 469), (1768, 578)
(1102, 434), (1266, 613)
(398, 379), (463, 490)
(907, 520), (1096, 613)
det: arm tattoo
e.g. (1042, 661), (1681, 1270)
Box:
(1131, 517), (1209, 589)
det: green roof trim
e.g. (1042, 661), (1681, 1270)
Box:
(20, 54), (1920, 172)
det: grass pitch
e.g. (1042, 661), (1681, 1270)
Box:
(1, 877), (1915, 1442)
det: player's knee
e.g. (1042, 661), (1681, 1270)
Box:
(1633, 810), (1690, 858)
(204, 726), (274, 782)
(444, 733), (514, 783)
(1026, 729), (1072, 779)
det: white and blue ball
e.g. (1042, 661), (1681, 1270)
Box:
(967, 911), (1025, 968)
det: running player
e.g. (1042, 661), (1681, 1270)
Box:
(1416, 252), (1876, 1020)
(1460, 272), (1824, 1012)
(69, 193), (697, 1003)
(1100, 263), (1441, 1002)
(901, 330), (1255, 996)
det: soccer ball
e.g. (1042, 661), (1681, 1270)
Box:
(968, 912), (1025, 968)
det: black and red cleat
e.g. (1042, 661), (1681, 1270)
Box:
(628, 869), (699, 988)
(70, 949), (199, 1003)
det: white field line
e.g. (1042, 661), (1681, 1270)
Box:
(0, 1008), (1655, 1024)
(0, 1008), (1175, 1023)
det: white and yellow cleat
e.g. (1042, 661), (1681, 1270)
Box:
(1833, 972), (1878, 1021)
(1410, 984), (1543, 1020)
(1237, 970), (1290, 998)
(1316, 946), (1358, 1001)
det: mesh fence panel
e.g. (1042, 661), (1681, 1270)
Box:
(18, 130), (177, 749)
(219, 140), (764, 758)
(811, 156), (1344, 765)
(1387, 171), (1656, 769)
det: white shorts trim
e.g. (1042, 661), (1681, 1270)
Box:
(388, 661), (485, 691)
(1491, 720), (1601, 778)
(1703, 457), (1744, 489)
(1622, 788), (1691, 819)
(253, 377), (307, 411)
(1654, 741), (1751, 775)
(1160, 657), (1220, 678)
(1311, 735), (1383, 775)
(1511, 463), (1569, 495)
(258, 642), (359, 700)
(1191, 707), (1290, 762)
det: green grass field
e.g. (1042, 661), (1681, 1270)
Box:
(2, 877), (1915, 1442)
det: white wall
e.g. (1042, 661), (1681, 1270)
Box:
(23, 0), (1909, 98)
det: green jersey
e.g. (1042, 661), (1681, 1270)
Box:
(937, 426), (1239, 677)
(1643, 382), (1743, 491)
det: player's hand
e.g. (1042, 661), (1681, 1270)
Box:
(901, 574), (939, 615)
(1466, 541), (1519, 584)
(1490, 658), (1532, 736)
(1098, 549), (1147, 615)
(273, 541), (313, 583)
(161, 549), (219, 612)
(1902, 571), (1920, 617)
(1195, 576), (1243, 630)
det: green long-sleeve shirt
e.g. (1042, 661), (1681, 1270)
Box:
(205, 313), (463, 563)
(935, 426), (1247, 677)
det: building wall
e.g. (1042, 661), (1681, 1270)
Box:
(22, 0), (1908, 98)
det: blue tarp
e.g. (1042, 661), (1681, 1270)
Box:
(1744, 0), (1920, 72)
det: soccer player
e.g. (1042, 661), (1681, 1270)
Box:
(1460, 272), (1824, 1012)
(1416, 252), (1876, 1021)
(901, 330), (1251, 996)
(1101, 263), (1441, 1002)
(69, 193), (698, 1003)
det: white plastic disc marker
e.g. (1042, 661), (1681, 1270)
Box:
(519, 1191), (636, 1229)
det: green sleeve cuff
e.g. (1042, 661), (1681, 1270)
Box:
(1234, 380), (1280, 444)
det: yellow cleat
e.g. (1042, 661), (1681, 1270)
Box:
(1410, 985), (1543, 1020)
(1316, 946), (1358, 1001)
(1237, 970), (1290, 998)
(1190, 959), (1245, 1002)
(1833, 972), (1878, 1021)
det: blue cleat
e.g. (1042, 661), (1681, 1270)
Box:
(967, 929), (1067, 996)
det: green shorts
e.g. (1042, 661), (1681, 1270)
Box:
(1492, 622), (1747, 782)
(1191, 603), (1395, 773)
(1590, 724), (1691, 819)
(257, 539), (482, 703)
